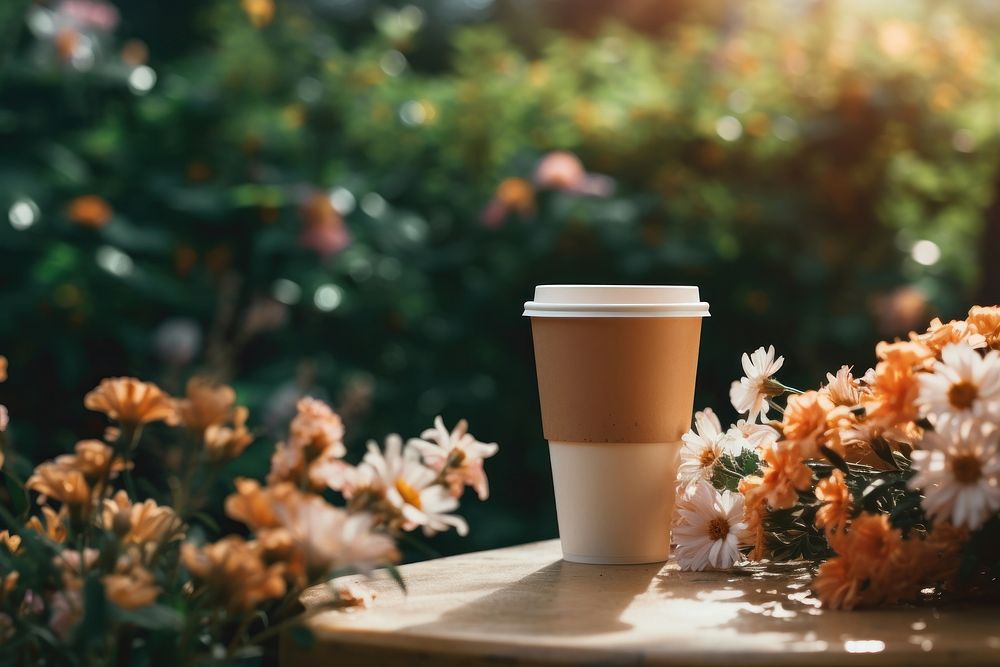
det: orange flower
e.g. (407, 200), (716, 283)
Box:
(495, 178), (536, 216)
(782, 391), (847, 459)
(863, 359), (920, 428)
(848, 512), (901, 576)
(26, 463), (92, 509)
(84, 378), (176, 426)
(53, 440), (125, 483)
(819, 366), (864, 407)
(181, 536), (286, 612)
(174, 378), (237, 433)
(103, 562), (159, 609)
(0, 531), (20, 554)
(268, 398), (346, 490)
(967, 306), (1000, 349)
(26, 506), (67, 543)
(758, 442), (812, 510)
(813, 554), (860, 610)
(224, 478), (293, 531)
(910, 317), (985, 357)
(66, 195), (113, 228)
(814, 470), (851, 547)
(738, 475), (767, 560)
(102, 491), (185, 546)
(0, 356), (6, 382)
(204, 407), (254, 462)
(875, 339), (934, 369)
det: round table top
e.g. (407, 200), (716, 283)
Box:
(284, 539), (1000, 666)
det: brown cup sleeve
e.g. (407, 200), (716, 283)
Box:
(530, 317), (702, 444)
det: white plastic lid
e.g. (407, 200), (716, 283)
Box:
(523, 285), (711, 318)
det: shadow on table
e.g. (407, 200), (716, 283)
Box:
(404, 558), (664, 638)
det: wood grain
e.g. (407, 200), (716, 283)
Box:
(283, 540), (1000, 666)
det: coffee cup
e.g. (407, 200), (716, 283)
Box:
(524, 285), (710, 564)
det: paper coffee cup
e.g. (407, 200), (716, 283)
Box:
(524, 285), (710, 564)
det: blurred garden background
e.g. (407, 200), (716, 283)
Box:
(2, 0), (1000, 559)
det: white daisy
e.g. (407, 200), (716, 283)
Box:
(909, 421), (1000, 531)
(726, 419), (780, 452)
(917, 343), (1000, 427)
(407, 416), (498, 500)
(678, 408), (736, 487)
(729, 345), (785, 423)
(673, 481), (748, 571)
(360, 434), (469, 536)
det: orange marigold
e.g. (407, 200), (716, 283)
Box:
(814, 470), (851, 548)
(813, 554), (861, 610)
(967, 306), (1000, 350)
(758, 442), (812, 510)
(84, 378), (176, 426)
(863, 359), (920, 428)
(174, 377), (237, 433)
(782, 391), (849, 459)
(181, 536), (286, 613)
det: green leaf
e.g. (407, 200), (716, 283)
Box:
(385, 564), (407, 594)
(818, 445), (849, 474)
(113, 603), (184, 631)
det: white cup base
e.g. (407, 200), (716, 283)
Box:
(548, 441), (680, 566)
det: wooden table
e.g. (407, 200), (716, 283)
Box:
(283, 539), (1000, 666)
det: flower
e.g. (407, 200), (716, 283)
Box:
(738, 475), (767, 560)
(967, 306), (1000, 349)
(729, 346), (785, 423)
(53, 440), (125, 483)
(846, 512), (901, 576)
(181, 536), (286, 613)
(911, 318), (986, 357)
(268, 397), (346, 491)
(781, 391), (845, 459)
(103, 562), (159, 609)
(917, 343), (1000, 427)
(352, 435), (469, 536)
(673, 481), (748, 571)
(26, 463), (92, 509)
(812, 554), (860, 610)
(534, 151), (586, 190)
(909, 421), (1000, 530)
(299, 192), (350, 257)
(0, 531), (21, 554)
(0, 356), (6, 382)
(224, 478), (293, 531)
(174, 377), (237, 432)
(204, 406), (254, 462)
(84, 377), (176, 426)
(757, 442), (812, 509)
(272, 495), (398, 580)
(66, 195), (113, 228)
(102, 491), (185, 546)
(820, 365), (864, 407)
(864, 356), (921, 428)
(407, 416), (498, 499)
(26, 506), (67, 543)
(678, 408), (734, 487)
(726, 419), (779, 451)
(815, 469), (851, 545)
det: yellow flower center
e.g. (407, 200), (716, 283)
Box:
(708, 517), (730, 541)
(948, 381), (979, 410)
(951, 453), (982, 484)
(395, 479), (422, 510)
(699, 449), (718, 468)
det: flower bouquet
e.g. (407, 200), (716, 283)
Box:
(672, 307), (1000, 609)
(0, 370), (497, 664)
